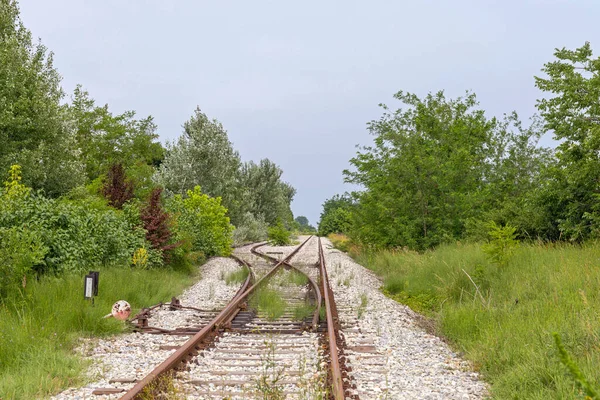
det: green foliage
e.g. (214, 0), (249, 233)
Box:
(267, 222), (292, 246)
(156, 109), (296, 229)
(156, 108), (242, 214)
(344, 91), (548, 250)
(357, 242), (600, 399)
(327, 233), (352, 253)
(250, 286), (287, 321)
(169, 186), (233, 257)
(239, 159), (296, 227)
(294, 215), (317, 233)
(224, 267), (249, 286)
(0, 166), (146, 277)
(0, 266), (194, 399)
(292, 304), (314, 321)
(481, 222), (519, 267)
(0, 227), (47, 299)
(318, 194), (353, 236)
(535, 42), (600, 241)
(232, 211), (269, 246)
(67, 86), (164, 182)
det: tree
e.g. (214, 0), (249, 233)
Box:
(155, 108), (242, 219)
(535, 42), (600, 240)
(67, 86), (164, 182)
(318, 194), (353, 236)
(294, 216), (316, 233)
(344, 91), (547, 249)
(0, 0), (85, 195)
(239, 159), (296, 227)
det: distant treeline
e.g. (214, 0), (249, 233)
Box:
(320, 42), (600, 250)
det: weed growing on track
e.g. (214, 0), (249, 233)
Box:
(254, 337), (285, 399)
(0, 267), (195, 399)
(356, 241), (600, 399)
(273, 269), (308, 287)
(292, 304), (314, 321)
(138, 372), (184, 400)
(250, 286), (287, 321)
(297, 352), (328, 400)
(224, 266), (249, 285)
(357, 293), (368, 319)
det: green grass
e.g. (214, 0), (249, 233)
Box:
(355, 241), (600, 399)
(0, 267), (195, 399)
(250, 286), (287, 321)
(292, 304), (314, 321)
(272, 268), (308, 287)
(224, 266), (249, 286)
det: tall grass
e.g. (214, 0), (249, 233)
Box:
(250, 286), (287, 321)
(355, 241), (600, 399)
(0, 267), (195, 399)
(224, 266), (249, 285)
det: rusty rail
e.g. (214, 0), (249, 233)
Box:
(120, 236), (313, 400)
(319, 237), (346, 400)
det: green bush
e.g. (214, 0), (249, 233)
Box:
(267, 222), (291, 246)
(0, 227), (47, 299)
(482, 221), (518, 267)
(168, 186), (233, 257)
(0, 166), (147, 276)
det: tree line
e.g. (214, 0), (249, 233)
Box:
(320, 42), (600, 250)
(0, 0), (296, 299)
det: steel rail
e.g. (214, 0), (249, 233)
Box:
(318, 237), (345, 400)
(120, 236), (312, 400)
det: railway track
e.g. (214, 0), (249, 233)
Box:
(120, 236), (353, 399)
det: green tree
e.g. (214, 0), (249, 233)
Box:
(344, 91), (548, 249)
(535, 42), (600, 240)
(67, 86), (164, 182)
(156, 108), (242, 218)
(239, 159), (296, 227)
(318, 194), (353, 236)
(0, 0), (85, 195)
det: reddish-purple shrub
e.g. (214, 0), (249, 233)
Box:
(140, 188), (177, 260)
(102, 163), (134, 209)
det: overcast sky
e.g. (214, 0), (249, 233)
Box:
(19, 0), (598, 225)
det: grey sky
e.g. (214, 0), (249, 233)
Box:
(20, 0), (598, 225)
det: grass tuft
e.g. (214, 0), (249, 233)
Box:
(224, 267), (249, 286)
(250, 286), (287, 321)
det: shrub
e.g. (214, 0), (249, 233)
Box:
(140, 188), (177, 261)
(101, 163), (134, 209)
(482, 221), (518, 267)
(267, 222), (291, 246)
(1, 166), (146, 275)
(328, 233), (351, 252)
(0, 227), (47, 300)
(168, 186), (233, 257)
